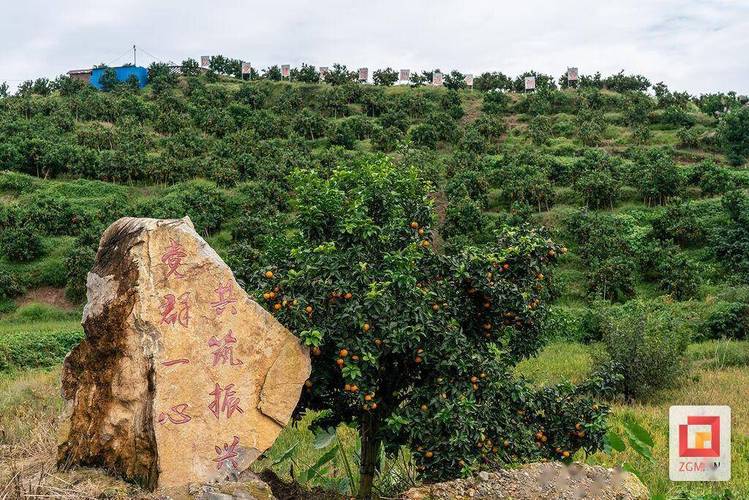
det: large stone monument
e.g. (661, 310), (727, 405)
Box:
(57, 217), (311, 492)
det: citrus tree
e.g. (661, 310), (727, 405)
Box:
(243, 158), (607, 498)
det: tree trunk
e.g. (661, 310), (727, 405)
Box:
(357, 413), (380, 499)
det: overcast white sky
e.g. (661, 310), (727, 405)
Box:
(2, 0), (747, 94)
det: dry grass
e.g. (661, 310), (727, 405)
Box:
(0, 370), (147, 499)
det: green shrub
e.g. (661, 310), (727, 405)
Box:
(0, 171), (38, 194)
(593, 300), (690, 399)
(442, 196), (488, 243)
(0, 265), (23, 300)
(136, 179), (229, 235)
(410, 123), (439, 149)
(656, 249), (701, 300)
(651, 202), (705, 247)
(711, 191), (749, 281)
(0, 329), (84, 371)
(586, 256), (637, 302)
(0, 224), (44, 262)
(717, 106), (749, 166)
(700, 302), (749, 341)
(65, 246), (96, 303)
(694, 160), (734, 196)
(528, 115), (552, 145)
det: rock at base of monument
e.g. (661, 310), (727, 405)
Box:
(186, 471), (276, 500)
(56, 217), (310, 492)
(402, 462), (649, 500)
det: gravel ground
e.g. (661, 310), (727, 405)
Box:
(402, 461), (649, 499)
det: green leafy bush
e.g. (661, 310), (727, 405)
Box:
(718, 106), (749, 165)
(136, 179), (229, 235)
(0, 224), (44, 262)
(0, 265), (24, 300)
(593, 300), (690, 399)
(700, 302), (749, 341)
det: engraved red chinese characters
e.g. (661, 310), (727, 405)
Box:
(208, 383), (244, 420)
(160, 292), (190, 327)
(208, 330), (243, 367)
(161, 239), (187, 279)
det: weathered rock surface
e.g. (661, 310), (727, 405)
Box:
(403, 462), (649, 500)
(57, 217), (311, 492)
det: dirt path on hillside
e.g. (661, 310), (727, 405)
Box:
(14, 287), (77, 310)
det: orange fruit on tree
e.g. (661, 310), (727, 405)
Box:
(305, 305), (313, 313)
(264, 270), (274, 279)
(344, 292), (352, 299)
(432, 304), (440, 311)
(350, 385), (358, 392)
(562, 451), (570, 458)
(339, 349), (349, 357)
(418, 228), (425, 236)
(364, 394), (373, 401)
(370, 402), (378, 409)
(410, 221), (419, 229)
(344, 384), (351, 391)
(425, 451), (433, 458)
(420, 404), (428, 412)
(421, 240), (430, 248)
(363, 323), (370, 332)
(336, 358), (344, 366)
(273, 303), (282, 311)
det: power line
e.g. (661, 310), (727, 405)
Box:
(105, 47), (135, 67)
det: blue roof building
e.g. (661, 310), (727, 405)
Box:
(90, 65), (148, 89)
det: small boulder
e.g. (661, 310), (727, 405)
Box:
(57, 217), (311, 492)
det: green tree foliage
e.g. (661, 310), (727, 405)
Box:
(326, 64), (357, 86)
(575, 107), (606, 146)
(528, 115), (552, 145)
(718, 106), (749, 165)
(603, 71), (650, 93)
(0, 223), (44, 262)
(180, 58), (201, 76)
(629, 148), (683, 205)
(570, 149), (623, 209)
(372, 68), (398, 86)
(700, 302), (749, 340)
(711, 190), (749, 281)
(98, 68), (119, 92)
(242, 158), (607, 496)
(291, 63), (321, 83)
(566, 210), (637, 302)
(512, 71), (556, 92)
(693, 159), (735, 196)
(263, 65), (283, 81)
(473, 72), (513, 92)
(482, 90), (510, 114)
(443, 70), (467, 91)
(593, 300), (689, 400)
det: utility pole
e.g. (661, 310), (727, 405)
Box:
(133, 45), (137, 66)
